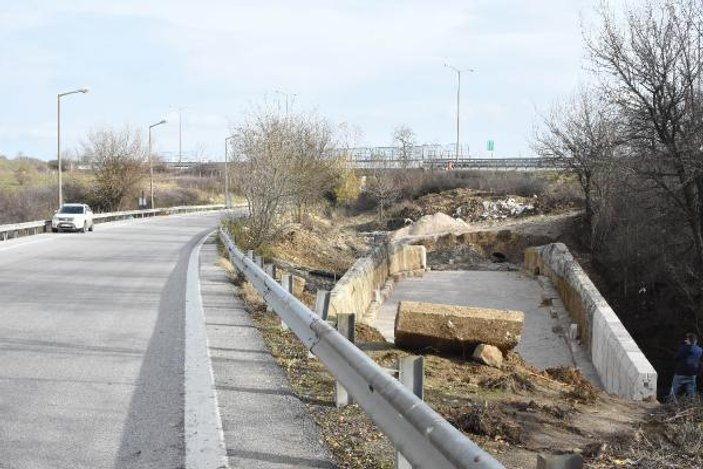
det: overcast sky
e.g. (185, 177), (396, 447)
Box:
(0, 0), (598, 161)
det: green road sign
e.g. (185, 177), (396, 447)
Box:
(487, 140), (495, 152)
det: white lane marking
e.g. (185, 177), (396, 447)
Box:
(184, 231), (229, 469)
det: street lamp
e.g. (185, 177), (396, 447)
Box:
(224, 135), (235, 208)
(444, 64), (474, 161)
(57, 87), (89, 208)
(148, 119), (168, 209)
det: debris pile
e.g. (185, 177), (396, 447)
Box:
(481, 198), (535, 219)
(391, 212), (470, 240)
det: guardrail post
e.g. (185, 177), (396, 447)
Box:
(315, 290), (331, 320)
(254, 255), (264, 268)
(279, 274), (293, 330)
(264, 263), (276, 313)
(247, 249), (255, 260)
(397, 355), (425, 469)
(335, 313), (355, 408)
(264, 263), (275, 278)
(226, 244), (238, 274)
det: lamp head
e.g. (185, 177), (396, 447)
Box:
(79, 88), (89, 94)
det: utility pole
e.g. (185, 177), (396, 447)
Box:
(275, 90), (296, 116)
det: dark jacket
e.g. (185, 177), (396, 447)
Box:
(675, 343), (703, 376)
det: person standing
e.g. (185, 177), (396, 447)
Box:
(670, 332), (703, 400)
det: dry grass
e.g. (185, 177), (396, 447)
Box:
(589, 398), (703, 469)
(230, 272), (661, 469)
(237, 280), (395, 469)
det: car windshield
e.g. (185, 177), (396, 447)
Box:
(59, 206), (84, 214)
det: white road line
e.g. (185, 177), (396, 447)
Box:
(184, 231), (229, 469)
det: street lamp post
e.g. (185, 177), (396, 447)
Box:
(444, 64), (474, 161)
(148, 119), (168, 209)
(224, 135), (235, 208)
(57, 87), (89, 208)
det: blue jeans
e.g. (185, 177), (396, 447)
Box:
(670, 374), (697, 399)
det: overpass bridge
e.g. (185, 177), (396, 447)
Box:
(346, 156), (562, 170)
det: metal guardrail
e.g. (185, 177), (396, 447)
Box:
(219, 228), (504, 469)
(0, 204), (227, 242)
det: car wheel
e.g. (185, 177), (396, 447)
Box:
(81, 222), (87, 233)
(51, 228), (58, 233)
(89, 223), (94, 232)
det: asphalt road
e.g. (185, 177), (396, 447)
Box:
(0, 212), (222, 469)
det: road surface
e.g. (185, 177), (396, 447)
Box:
(0, 213), (221, 468)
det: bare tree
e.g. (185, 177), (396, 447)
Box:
(392, 125), (416, 169)
(588, 0), (703, 323)
(230, 106), (343, 247)
(81, 127), (147, 212)
(533, 88), (618, 233)
(366, 154), (403, 221)
(288, 113), (340, 221)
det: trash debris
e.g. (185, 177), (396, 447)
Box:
(481, 198), (535, 219)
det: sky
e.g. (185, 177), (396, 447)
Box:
(0, 0), (599, 162)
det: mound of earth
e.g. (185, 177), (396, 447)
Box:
(391, 212), (471, 241)
(270, 216), (369, 276)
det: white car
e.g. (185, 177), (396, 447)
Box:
(52, 203), (94, 233)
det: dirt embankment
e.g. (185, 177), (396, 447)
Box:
(227, 188), (702, 469)
(233, 276), (669, 469)
(269, 216), (369, 276)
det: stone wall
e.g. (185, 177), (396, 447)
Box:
(525, 243), (657, 400)
(328, 242), (426, 322)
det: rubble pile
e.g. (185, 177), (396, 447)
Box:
(481, 198), (535, 220)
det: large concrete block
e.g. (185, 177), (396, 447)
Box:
(388, 244), (426, 275)
(394, 301), (524, 353)
(328, 242), (427, 321)
(292, 275), (306, 298)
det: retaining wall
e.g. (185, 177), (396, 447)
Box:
(328, 242), (426, 322)
(525, 243), (657, 400)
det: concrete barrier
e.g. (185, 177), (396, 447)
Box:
(328, 242), (426, 322)
(525, 243), (657, 400)
(394, 301), (524, 353)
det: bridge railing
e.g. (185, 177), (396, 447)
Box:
(345, 156), (566, 170)
(219, 227), (504, 469)
(0, 204), (227, 242)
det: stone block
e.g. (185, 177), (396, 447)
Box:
(394, 301), (524, 353)
(472, 344), (503, 368)
(292, 275), (306, 298)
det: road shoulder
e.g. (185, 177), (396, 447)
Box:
(199, 237), (335, 468)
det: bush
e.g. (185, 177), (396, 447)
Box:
(156, 187), (204, 208)
(333, 168), (361, 206)
(0, 186), (55, 223)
